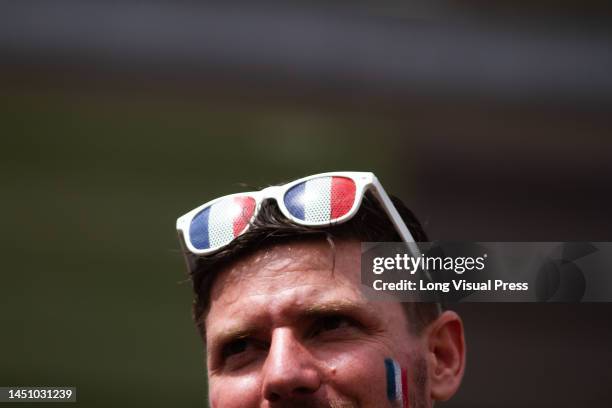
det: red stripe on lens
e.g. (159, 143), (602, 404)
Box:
(330, 177), (356, 219)
(232, 196), (256, 237)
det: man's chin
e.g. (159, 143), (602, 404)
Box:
(265, 399), (357, 408)
(328, 401), (359, 408)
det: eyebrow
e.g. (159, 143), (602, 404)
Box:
(303, 299), (375, 319)
(207, 324), (260, 354)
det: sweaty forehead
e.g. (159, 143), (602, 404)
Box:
(205, 239), (365, 326)
(214, 239), (358, 286)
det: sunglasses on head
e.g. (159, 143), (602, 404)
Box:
(176, 171), (420, 271)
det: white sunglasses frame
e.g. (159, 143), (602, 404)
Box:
(176, 171), (421, 272)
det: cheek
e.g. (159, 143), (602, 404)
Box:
(209, 375), (261, 408)
(320, 347), (389, 404)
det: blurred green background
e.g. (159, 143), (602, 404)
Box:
(2, 1), (612, 407)
(1, 91), (414, 407)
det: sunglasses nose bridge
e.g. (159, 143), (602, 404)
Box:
(259, 185), (283, 198)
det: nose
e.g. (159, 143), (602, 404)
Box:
(261, 328), (321, 402)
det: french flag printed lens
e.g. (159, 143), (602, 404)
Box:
(189, 196), (256, 250)
(283, 176), (356, 223)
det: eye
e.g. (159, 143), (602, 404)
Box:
(221, 339), (249, 360)
(308, 315), (358, 338)
(217, 337), (267, 371)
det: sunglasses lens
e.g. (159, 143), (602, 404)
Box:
(283, 176), (356, 223)
(189, 195), (256, 250)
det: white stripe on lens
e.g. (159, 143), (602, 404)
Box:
(304, 177), (332, 223)
(208, 198), (239, 248)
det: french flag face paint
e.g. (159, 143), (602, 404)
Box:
(283, 176), (356, 224)
(189, 195), (256, 250)
(385, 358), (408, 408)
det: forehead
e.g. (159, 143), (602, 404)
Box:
(213, 239), (359, 289)
(205, 239), (371, 331)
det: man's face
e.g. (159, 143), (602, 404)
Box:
(204, 239), (429, 408)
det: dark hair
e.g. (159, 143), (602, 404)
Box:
(189, 192), (440, 338)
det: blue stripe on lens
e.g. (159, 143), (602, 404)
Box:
(284, 182), (306, 220)
(384, 358), (397, 401)
(190, 206), (211, 250)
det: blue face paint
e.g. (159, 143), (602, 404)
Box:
(385, 358), (397, 401)
(385, 358), (407, 407)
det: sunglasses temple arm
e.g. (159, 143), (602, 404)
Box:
(371, 178), (439, 306)
(370, 178), (422, 259)
(177, 228), (198, 275)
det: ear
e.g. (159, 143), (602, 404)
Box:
(424, 310), (466, 401)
